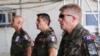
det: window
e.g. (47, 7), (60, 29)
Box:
(83, 11), (100, 33)
(0, 10), (16, 27)
(86, 13), (98, 26)
(0, 14), (6, 23)
(85, 11), (99, 26)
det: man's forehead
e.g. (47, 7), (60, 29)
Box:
(14, 16), (22, 19)
(13, 16), (24, 22)
(37, 16), (43, 20)
(38, 16), (43, 18)
(61, 9), (71, 13)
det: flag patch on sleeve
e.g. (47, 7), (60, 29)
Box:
(50, 36), (56, 42)
(24, 35), (28, 40)
(83, 35), (94, 41)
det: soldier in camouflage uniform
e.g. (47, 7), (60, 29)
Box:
(11, 16), (32, 56)
(32, 13), (57, 56)
(57, 4), (98, 56)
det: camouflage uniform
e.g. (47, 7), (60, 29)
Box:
(32, 27), (57, 56)
(10, 28), (31, 56)
(57, 24), (98, 56)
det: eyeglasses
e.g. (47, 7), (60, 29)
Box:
(59, 14), (73, 18)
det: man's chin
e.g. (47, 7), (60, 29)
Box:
(60, 26), (63, 29)
(61, 27), (64, 30)
(11, 25), (14, 28)
(37, 28), (38, 29)
(37, 27), (39, 30)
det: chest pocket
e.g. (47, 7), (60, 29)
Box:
(64, 39), (82, 56)
(34, 34), (48, 56)
(64, 29), (87, 56)
(70, 43), (81, 55)
(17, 37), (25, 50)
(15, 34), (27, 53)
(35, 34), (46, 48)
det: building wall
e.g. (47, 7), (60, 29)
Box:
(0, 1), (65, 56)
(0, 0), (99, 56)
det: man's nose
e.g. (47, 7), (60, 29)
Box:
(36, 21), (38, 25)
(58, 18), (62, 22)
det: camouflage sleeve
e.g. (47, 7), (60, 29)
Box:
(82, 35), (98, 56)
(47, 35), (57, 49)
(23, 34), (32, 47)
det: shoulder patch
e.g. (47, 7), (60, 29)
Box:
(50, 36), (56, 42)
(24, 35), (29, 40)
(83, 35), (94, 41)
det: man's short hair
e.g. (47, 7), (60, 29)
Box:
(37, 13), (51, 25)
(60, 4), (82, 19)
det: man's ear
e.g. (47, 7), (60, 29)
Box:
(17, 21), (20, 25)
(43, 19), (48, 25)
(45, 20), (49, 25)
(72, 15), (78, 22)
(72, 15), (76, 22)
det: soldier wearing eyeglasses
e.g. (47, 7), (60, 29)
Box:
(57, 4), (98, 56)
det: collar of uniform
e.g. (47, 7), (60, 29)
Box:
(15, 28), (23, 35)
(42, 27), (53, 35)
(66, 23), (83, 40)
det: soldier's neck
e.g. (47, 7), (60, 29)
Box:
(15, 26), (22, 32)
(41, 26), (49, 32)
(67, 23), (78, 36)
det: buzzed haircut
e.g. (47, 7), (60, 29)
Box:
(13, 15), (24, 22)
(37, 13), (51, 25)
(60, 4), (82, 19)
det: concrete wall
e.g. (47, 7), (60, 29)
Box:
(0, 0), (99, 56)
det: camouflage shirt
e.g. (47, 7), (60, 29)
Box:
(57, 24), (97, 56)
(10, 28), (31, 56)
(32, 27), (57, 56)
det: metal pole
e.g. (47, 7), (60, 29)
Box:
(80, 0), (83, 24)
(74, 0), (76, 4)
(20, 0), (22, 15)
(97, 0), (100, 35)
(78, 0), (81, 6)
(76, 0), (81, 6)
(94, 0), (100, 55)
(86, 0), (98, 21)
(0, 1), (51, 6)
(63, 0), (65, 5)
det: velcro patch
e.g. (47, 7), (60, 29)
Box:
(15, 36), (20, 42)
(50, 36), (56, 42)
(83, 35), (94, 41)
(24, 35), (28, 40)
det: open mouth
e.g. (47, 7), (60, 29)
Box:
(60, 23), (63, 28)
(60, 22), (63, 26)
